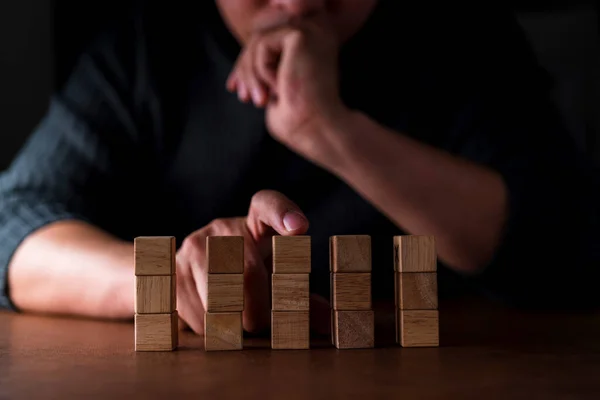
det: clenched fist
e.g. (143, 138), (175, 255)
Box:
(226, 18), (347, 166)
(175, 190), (330, 335)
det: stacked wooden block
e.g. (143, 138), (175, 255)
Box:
(204, 236), (245, 351)
(330, 235), (374, 349)
(394, 235), (439, 347)
(134, 236), (178, 351)
(271, 236), (311, 350)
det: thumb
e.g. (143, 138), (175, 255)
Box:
(246, 190), (309, 257)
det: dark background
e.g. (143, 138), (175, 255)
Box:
(1, 1), (599, 171)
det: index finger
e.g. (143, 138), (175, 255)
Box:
(246, 189), (309, 257)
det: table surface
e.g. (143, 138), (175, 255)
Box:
(1, 298), (599, 399)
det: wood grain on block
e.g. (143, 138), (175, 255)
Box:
(394, 235), (436, 272)
(204, 312), (243, 351)
(135, 311), (178, 351)
(399, 310), (439, 347)
(134, 236), (175, 275)
(272, 274), (309, 311)
(207, 274), (244, 312)
(332, 272), (371, 310)
(206, 236), (244, 274)
(398, 272), (438, 310)
(334, 310), (374, 349)
(330, 235), (371, 273)
(135, 275), (176, 314)
(271, 311), (309, 349)
(272, 236), (311, 273)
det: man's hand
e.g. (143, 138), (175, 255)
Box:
(175, 190), (330, 335)
(226, 19), (347, 166)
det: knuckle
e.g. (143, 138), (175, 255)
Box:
(209, 218), (229, 232)
(181, 234), (202, 252)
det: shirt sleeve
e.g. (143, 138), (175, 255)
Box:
(431, 10), (600, 309)
(0, 10), (154, 310)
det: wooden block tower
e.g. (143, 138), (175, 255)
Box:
(330, 235), (374, 349)
(205, 236), (244, 351)
(394, 235), (439, 347)
(271, 236), (311, 349)
(134, 236), (178, 351)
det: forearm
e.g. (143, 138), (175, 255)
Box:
(8, 220), (134, 319)
(322, 110), (508, 273)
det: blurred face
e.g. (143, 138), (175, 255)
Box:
(215, 0), (378, 44)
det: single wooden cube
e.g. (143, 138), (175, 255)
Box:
(204, 312), (243, 351)
(135, 311), (178, 351)
(332, 272), (371, 310)
(330, 235), (371, 273)
(394, 235), (436, 272)
(134, 236), (175, 275)
(333, 310), (374, 349)
(206, 274), (244, 312)
(272, 236), (311, 274)
(135, 275), (176, 314)
(398, 310), (439, 347)
(398, 272), (438, 310)
(272, 274), (309, 311)
(271, 311), (309, 349)
(206, 236), (244, 274)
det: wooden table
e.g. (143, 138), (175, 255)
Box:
(1, 297), (599, 399)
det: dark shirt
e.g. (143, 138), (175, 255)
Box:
(1, 2), (599, 311)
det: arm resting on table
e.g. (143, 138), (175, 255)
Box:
(8, 220), (134, 318)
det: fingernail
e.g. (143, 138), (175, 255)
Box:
(283, 211), (307, 232)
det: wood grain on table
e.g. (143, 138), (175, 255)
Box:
(1, 298), (600, 399)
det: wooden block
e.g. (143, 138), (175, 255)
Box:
(398, 272), (438, 310)
(271, 311), (309, 349)
(206, 236), (244, 274)
(399, 310), (439, 347)
(330, 235), (371, 273)
(394, 235), (436, 272)
(332, 272), (371, 310)
(204, 312), (243, 351)
(272, 274), (309, 311)
(272, 236), (311, 273)
(135, 311), (178, 351)
(135, 275), (176, 314)
(134, 236), (175, 275)
(207, 274), (244, 312)
(333, 310), (374, 349)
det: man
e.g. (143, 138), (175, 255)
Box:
(0, 1), (598, 335)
